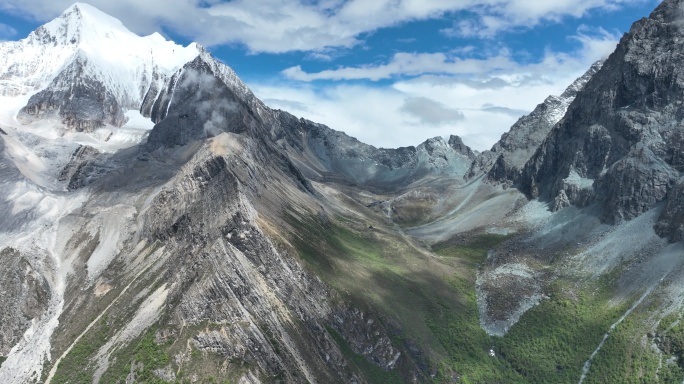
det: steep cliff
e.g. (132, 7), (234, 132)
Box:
(3, 1), (684, 383)
(521, 0), (684, 228)
(467, 61), (603, 185)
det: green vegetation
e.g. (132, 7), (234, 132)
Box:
(424, 278), (521, 383)
(286, 211), (398, 279)
(652, 311), (684, 382)
(326, 325), (402, 383)
(428, 242), (644, 383)
(100, 328), (170, 384)
(432, 233), (509, 264)
(286, 210), (656, 383)
(287, 211), (519, 382)
(129, 331), (171, 382)
(98, 320), (250, 384)
(494, 278), (630, 383)
(0, 356), (5, 369)
(52, 317), (112, 384)
(51, 319), (172, 384)
(582, 314), (661, 383)
(427, 236), (523, 383)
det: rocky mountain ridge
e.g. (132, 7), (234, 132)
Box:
(520, 0), (684, 233)
(2, 1), (684, 383)
(0, 3), (199, 130)
(467, 60), (604, 185)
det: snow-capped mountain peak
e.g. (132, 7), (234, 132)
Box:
(37, 2), (131, 46)
(34, 2), (199, 74)
(0, 2), (200, 99)
(0, 2), (207, 135)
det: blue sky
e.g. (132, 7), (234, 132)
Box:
(0, 0), (662, 150)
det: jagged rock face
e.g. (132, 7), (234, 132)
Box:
(125, 136), (411, 382)
(275, 111), (474, 191)
(0, 3), (200, 131)
(655, 177), (684, 241)
(521, 0), (684, 226)
(0, 248), (51, 356)
(17, 55), (129, 131)
(144, 58), (259, 150)
(58, 144), (102, 190)
(467, 61), (603, 184)
(447, 135), (476, 160)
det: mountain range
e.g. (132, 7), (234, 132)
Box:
(1, 2), (684, 383)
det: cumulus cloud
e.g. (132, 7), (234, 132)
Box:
(282, 51), (518, 81)
(252, 24), (621, 151)
(253, 79), (535, 150)
(441, 0), (652, 38)
(282, 25), (621, 83)
(401, 97), (465, 125)
(0, 0), (652, 53)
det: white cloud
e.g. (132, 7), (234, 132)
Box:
(401, 97), (465, 125)
(305, 52), (334, 62)
(254, 82), (468, 149)
(441, 0), (653, 38)
(282, 51), (518, 81)
(0, 0), (655, 53)
(253, 27), (621, 151)
(282, 26), (621, 83)
(253, 80), (524, 151)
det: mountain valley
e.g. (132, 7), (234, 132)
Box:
(1, 2), (684, 383)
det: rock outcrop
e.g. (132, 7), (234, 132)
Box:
(521, 0), (684, 228)
(0, 248), (51, 356)
(467, 61), (603, 184)
(275, 111), (475, 191)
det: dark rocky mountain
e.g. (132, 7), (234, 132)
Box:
(275, 110), (475, 191)
(467, 60), (604, 184)
(2, 2), (684, 384)
(521, 0), (684, 229)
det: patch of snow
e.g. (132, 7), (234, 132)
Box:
(1, 134), (51, 189)
(0, 181), (88, 383)
(564, 168), (594, 189)
(68, 110), (155, 152)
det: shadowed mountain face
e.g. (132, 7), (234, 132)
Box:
(521, 0), (684, 228)
(3, 2), (684, 384)
(274, 110), (476, 191)
(467, 60), (604, 185)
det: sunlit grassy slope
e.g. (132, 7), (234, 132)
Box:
(285, 209), (681, 383)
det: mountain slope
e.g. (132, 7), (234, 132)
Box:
(2, 2), (684, 384)
(521, 0), (684, 225)
(0, 3), (198, 131)
(467, 60), (603, 185)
